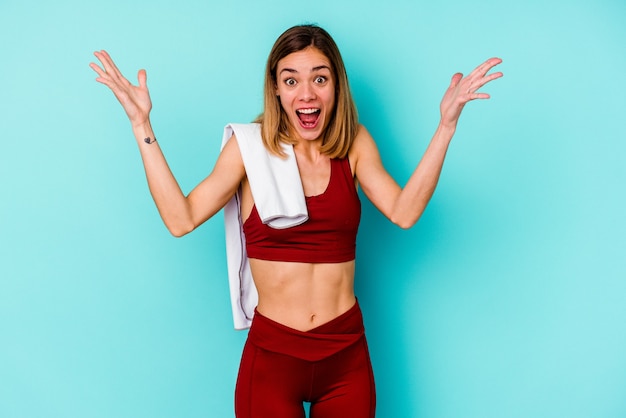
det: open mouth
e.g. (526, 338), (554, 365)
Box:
(296, 108), (321, 128)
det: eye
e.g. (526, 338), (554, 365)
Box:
(284, 78), (297, 86)
(315, 76), (327, 84)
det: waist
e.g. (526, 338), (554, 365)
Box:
(250, 259), (356, 331)
(248, 299), (364, 362)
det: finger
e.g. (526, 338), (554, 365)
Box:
(89, 61), (117, 88)
(90, 57), (119, 89)
(102, 51), (126, 82)
(472, 92), (491, 100)
(471, 70), (504, 91)
(93, 50), (115, 71)
(468, 57), (503, 79)
(89, 61), (106, 78)
(94, 50), (127, 83)
(478, 57), (503, 74)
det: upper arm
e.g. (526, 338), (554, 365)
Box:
(186, 135), (246, 228)
(350, 125), (401, 220)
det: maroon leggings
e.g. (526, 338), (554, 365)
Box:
(235, 301), (376, 417)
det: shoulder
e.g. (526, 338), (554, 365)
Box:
(349, 124), (379, 161)
(221, 132), (241, 155)
(224, 123), (262, 148)
(217, 133), (245, 175)
(350, 124), (376, 151)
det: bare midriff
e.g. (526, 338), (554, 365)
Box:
(249, 258), (356, 332)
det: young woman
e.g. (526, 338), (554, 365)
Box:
(90, 24), (502, 418)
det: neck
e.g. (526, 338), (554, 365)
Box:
(294, 140), (326, 163)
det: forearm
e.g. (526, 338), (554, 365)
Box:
(132, 121), (194, 237)
(391, 123), (455, 229)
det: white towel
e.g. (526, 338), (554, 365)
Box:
(221, 123), (308, 329)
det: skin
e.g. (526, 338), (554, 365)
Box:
(90, 46), (502, 331)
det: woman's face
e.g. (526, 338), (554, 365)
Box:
(275, 47), (336, 142)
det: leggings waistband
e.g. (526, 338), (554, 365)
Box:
(248, 301), (365, 362)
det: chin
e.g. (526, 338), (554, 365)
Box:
(291, 118), (327, 142)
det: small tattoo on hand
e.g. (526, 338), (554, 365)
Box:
(144, 137), (156, 144)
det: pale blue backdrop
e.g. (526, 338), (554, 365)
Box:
(1, 0), (625, 417)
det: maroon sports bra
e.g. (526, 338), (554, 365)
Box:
(243, 158), (361, 263)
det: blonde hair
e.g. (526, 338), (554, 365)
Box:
(256, 25), (359, 158)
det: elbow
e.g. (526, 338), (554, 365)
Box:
(167, 220), (196, 238)
(393, 218), (417, 230)
(169, 229), (188, 238)
(390, 200), (426, 229)
(390, 213), (418, 230)
(390, 206), (424, 229)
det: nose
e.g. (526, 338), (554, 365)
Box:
(300, 82), (316, 101)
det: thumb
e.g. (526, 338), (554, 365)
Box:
(137, 69), (148, 89)
(449, 72), (463, 89)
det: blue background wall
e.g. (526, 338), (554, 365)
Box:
(1, 0), (625, 417)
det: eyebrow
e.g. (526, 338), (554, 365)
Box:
(279, 65), (331, 75)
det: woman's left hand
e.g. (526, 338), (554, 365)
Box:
(439, 57), (503, 129)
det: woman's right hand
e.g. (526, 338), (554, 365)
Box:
(90, 50), (152, 127)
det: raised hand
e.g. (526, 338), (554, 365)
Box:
(439, 57), (503, 129)
(90, 50), (152, 127)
